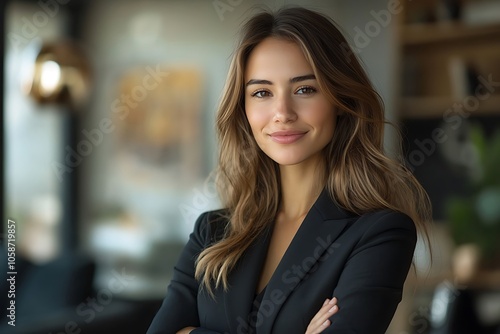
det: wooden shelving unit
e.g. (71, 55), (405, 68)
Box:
(397, 0), (500, 119)
(400, 96), (500, 119)
(401, 22), (500, 46)
(393, 3), (500, 332)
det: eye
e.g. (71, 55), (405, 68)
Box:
(295, 86), (317, 95)
(250, 89), (272, 98)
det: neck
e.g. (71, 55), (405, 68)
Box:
(278, 153), (326, 221)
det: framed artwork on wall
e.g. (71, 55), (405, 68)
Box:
(113, 67), (204, 188)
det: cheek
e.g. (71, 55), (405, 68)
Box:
(245, 108), (268, 133)
(304, 102), (336, 129)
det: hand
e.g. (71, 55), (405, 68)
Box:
(305, 297), (339, 334)
(176, 327), (197, 334)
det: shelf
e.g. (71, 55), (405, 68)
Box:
(399, 96), (500, 119)
(408, 269), (500, 290)
(401, 22), (500, 47)
(472, 269), (500, 290)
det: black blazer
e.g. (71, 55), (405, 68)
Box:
(147, 189), (417, 334)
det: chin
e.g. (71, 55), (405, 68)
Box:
(267, 153), (310, 166)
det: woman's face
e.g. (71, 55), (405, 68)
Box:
(244, 37), (337, 166)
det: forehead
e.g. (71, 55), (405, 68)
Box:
(244, 37), (313, 79)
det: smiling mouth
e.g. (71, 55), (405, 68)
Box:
(269, 131), (307, 144)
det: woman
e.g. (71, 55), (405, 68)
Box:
(148, 6), (431, 334)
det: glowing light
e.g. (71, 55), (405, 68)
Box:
(39, 60), (61, 96)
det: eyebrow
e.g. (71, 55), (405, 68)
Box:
(245, 74), (316, 87)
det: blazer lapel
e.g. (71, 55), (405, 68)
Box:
(258, 189), (356, 333)
(223, 220), (274, 334)
(222, 188), (356, 333)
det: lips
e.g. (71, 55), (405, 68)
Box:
(269, 130), (307, 144)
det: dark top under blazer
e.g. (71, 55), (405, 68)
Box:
(147, 189), (417, 334)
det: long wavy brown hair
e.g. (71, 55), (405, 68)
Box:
(195, 6), (431, 297)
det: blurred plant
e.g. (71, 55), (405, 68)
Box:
(446, 124), (500, 262)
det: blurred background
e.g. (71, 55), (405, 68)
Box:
(1, 0), (499, 333)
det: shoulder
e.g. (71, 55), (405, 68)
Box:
(193, 209), (230, 246)
(349, 209), (417, 244)
(335, 209), (419, 263)
(359, 209), (416, 231)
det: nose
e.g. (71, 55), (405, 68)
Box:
(273, 95), (297, 123)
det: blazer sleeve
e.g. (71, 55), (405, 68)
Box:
(147, 212), (223, 334)
(325, 211), (418, 334)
